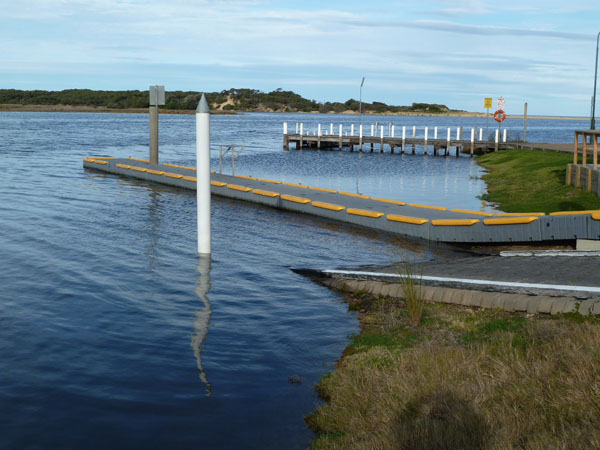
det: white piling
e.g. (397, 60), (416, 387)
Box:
(295, 122), (299, 134)
(351, 124), (355, 136)
(339, 124), (343, 137)
(391, 125), (395, 137)
(318, 124), (322, 136)
(479, 128), (483, 141)
(503, 129), (507, 142)
(380, 125), (384, 138)
(196, 94), (211, 256)
(425, 127), (429, 141)
(495, 129), (499, 151)
(470, 127), (475, 156)
(456, 127), (460, 140)
(283, 122), (288, 135)
(359, 124), (363, 151)
(371, 124), (375, 136)
(447, 127), (451, 156)
(434, 126), (438, 139)
(300, 123), (304, 135)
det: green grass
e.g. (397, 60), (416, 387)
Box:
(477, 149), (600, 213)
(306, 291), (600, 450)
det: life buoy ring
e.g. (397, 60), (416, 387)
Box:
(494, 109), (506, 122)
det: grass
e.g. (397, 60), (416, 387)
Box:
(306, 290), (600, 449)
(476, 149), (600, 213)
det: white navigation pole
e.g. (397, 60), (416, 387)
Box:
(196, 94), (211, 255)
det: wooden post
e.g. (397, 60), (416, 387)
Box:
(149, 105), (159, 164)
(573, 131), (579, 164)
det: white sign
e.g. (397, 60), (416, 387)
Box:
(497, 97), (505, 110)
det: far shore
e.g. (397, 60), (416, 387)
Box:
(0, 103), (588, 121)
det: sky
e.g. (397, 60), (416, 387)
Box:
(1, 0), (599, 116)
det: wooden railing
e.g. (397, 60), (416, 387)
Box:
(574, 130), (600, 168)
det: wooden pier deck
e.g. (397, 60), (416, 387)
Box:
(282, 121), (517, 156)
(83, 156), (600, 245)
(283, 133), (516, 156)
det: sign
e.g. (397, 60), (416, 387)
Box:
(484, 97), (493, 109)
(497, 97), (505, 110)
(149, 85), (165, 106)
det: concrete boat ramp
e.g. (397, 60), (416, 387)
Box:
(83, 156), (600, 245)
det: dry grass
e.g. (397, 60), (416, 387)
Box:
(307, 296), (600, 449)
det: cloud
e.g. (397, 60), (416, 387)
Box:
(338, 19), (593, 42)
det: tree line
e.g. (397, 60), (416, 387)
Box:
(0, 88), (457, 114)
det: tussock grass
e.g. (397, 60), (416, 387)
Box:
(307, 296), (600, 449)
(476, 149), (600, 213)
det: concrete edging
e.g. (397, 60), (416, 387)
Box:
(323, 278), (600, 317)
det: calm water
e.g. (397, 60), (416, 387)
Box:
(0, 112), (585, 449)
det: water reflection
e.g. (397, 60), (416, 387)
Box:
(191, 255), (212, 396)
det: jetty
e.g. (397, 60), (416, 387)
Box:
(282, 122), (516, 155)
(83, 156), (600, 245)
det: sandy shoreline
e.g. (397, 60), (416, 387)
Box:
(0, 103), (588, 121)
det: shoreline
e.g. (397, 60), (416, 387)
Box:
(0, 104), (587, 120)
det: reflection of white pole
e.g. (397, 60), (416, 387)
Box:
(192, 255), (212, 395)
(196, 94), (211, 255)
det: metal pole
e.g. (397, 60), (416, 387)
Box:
(149, 105), (158, 164)
(524, 102), (528, 142)
(591, 31), (600, 130)
(196, 94), (211, 256)
(359, 77), (365, 127)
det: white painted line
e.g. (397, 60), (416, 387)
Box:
(323, 269), (600, 294)
(500, 250), (600, 257)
